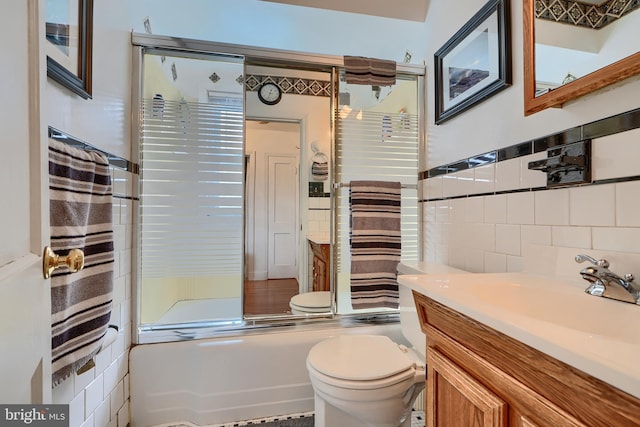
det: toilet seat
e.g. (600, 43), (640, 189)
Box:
(290, 291), (331, 313)
(307, 335), (422, 389)
(307, 334), (426, 427)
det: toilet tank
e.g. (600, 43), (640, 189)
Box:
(397, 262), (468, 356)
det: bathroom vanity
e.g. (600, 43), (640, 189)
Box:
(308, 239), (330, 292)
(399, 273), (640, 427)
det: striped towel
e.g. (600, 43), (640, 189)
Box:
(311, 160), (328, 181)
(344, 56), (397, 86)
(349, 181), (401, 309)
(49, 139), (114, 386)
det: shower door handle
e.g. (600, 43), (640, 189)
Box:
(43, 246), (85, 279)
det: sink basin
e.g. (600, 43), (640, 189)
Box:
(467, 279), (640, 343)
(398, 271), (640, 399)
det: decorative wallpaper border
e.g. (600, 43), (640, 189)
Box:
(245, 74), (331, 97)
(535, 0), (640, 29)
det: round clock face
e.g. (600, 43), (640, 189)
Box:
(258, 82), (282, 105)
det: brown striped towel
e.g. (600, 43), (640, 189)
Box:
(349, 181), (401, 309)
(49, 138), (114, 386)
(344, 56), (397, 86)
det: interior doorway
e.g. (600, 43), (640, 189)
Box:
(244, 119), (301, 315)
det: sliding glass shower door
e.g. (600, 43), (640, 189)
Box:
(138, 49), (245, 327)
(334, 76), (420, 314)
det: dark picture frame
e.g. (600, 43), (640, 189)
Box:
(434, 0), (511, 124)
(46, 0), (93, 99)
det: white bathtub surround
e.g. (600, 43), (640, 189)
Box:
(129, 323), (409, 427)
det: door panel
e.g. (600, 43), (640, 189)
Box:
(0, 0), (50, 403)
(267, 154), (298, 279)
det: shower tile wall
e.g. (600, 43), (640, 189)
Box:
(307, 196), (331, 238)
(52, 166), (136, 427)
(422, 126), (640, 274)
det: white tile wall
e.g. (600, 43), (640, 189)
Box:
(496, 224), (521, 256)
(423, 175), (443, 199)
(484, 251), (507, 273)
(423, 127), (640, 272)
(552, 226), (592, 249)
(484, 194), (507, 224)
(520, 152), (547, 189)
(474, 163), (495, 194)
(495, 158), (521, 192)
(307, 197), (331, 237)
(464, 197), (484, 223)
(507, 192), (535, 225)
(535, 188), (569, 225)
(569, 185), (615, 226)
(52, 166), (133, 427)
(591, 128), (640, 181)
(616, 181), (640, 226)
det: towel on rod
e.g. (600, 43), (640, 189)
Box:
(343, 56), (397, 86)
(49, 138), (114, 386)
(349, 181), (401, 309)
(311, 152), (328, 181)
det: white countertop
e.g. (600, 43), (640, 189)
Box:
(397, 261), (468, 275)
(307, 234), (330, 245)
(398, 272), (640, 399)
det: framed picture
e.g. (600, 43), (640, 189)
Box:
(434, 0), (511, 124)
(46, 0), (93, 99)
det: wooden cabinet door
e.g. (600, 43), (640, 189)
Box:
(312, 256), (328, 291)
(427, 348), (507, 427)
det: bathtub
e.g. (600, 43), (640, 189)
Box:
(129, 322), (408, 426)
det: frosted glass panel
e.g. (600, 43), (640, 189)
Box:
(335, 77), (419, 314)
(139, 51), (244, 325)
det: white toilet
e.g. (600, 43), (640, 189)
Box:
(306, 283), (427, 427)
(289, 291), (331, 314)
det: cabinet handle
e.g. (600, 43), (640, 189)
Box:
(43, 246), (85, 279)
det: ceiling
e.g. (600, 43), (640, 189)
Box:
(260, 0), (429, 22)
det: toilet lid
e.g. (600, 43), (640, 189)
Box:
(307, 335), (414, 381)
(290, 291), (331, 311)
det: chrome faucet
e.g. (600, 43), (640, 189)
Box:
(575, 254), (640, 304)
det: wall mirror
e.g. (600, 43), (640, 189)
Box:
(524, 0), (640, 116)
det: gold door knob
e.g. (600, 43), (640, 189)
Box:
(43, 246), (85, 279)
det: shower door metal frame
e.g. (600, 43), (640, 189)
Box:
(131, 33), (426, 344)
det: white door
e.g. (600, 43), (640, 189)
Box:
(0, 0), (51, 403)
(267, 154), (299, 279)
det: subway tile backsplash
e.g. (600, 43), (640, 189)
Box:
(421, 109), (640, 273)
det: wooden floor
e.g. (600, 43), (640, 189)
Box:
(243, 278), (299, 316)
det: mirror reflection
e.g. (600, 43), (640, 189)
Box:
(137, 49), (421, 327)
(534, 0), (639, 96)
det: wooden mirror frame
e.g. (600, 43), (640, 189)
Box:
(523, 0), (640, 116)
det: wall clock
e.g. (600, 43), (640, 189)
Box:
(258, 82), (282, 105)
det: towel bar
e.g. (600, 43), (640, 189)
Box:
(75, 326), (119, 375)
(333, 182), (417, 189)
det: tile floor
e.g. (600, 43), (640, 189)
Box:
(166, 410), (426, 427)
